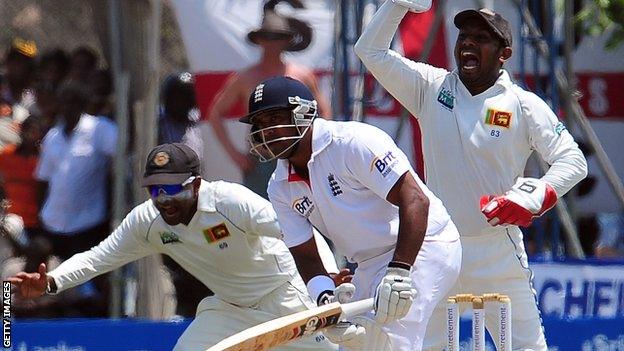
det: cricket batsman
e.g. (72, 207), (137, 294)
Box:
(355, 0), (588, 349)
(241, 76), (462, 350)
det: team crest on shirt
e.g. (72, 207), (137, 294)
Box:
(554, 121), (566, 136)
(327, 174), (342, 196)
(203, 223), (230, 243)
(370, 151), (399, 178)
(293, 196), (315, 218)
(484, 108), (512, 128)
(159, 231), (182, 245)
(437, 88), (455, 110)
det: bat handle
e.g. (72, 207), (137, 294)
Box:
(340, 298), (375, 318)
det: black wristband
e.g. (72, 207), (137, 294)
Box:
(45, 280), (57, 295)
(317, 290), (334, 306)
(388, 260), (412, 270)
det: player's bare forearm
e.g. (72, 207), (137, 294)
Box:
(289, 236), (330, 283)
(387, 172), (428, 266)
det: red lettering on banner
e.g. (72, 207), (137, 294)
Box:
(517, 73), (624, 119)
(576, 73), (624, 119)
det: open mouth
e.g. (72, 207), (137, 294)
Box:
(461, 51), (480, 71)
(163, 207), (179, 218)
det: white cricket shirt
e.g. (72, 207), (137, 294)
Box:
(355, 2), (587, 236)
(268, 119), (455, 264)
(49, 180), (305, 307)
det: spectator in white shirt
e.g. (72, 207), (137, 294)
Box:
(35, 82), (117, 316)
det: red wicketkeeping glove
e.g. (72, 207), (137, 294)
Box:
(480, 177), (558, 227)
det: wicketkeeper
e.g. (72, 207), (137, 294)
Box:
(355, 1), (587, 349)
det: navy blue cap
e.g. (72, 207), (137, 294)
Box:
(142, 143), (200, 186)
(239, 76), (314, 124)
(454, 8), (513, 47)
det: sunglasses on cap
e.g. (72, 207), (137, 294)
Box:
(148, 176), (196, 199)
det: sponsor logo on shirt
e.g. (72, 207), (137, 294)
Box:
(554, 121), (566, 136)
(485, 108), (512, 128)
(327, 174), (342, 196)
(370, 151), (399, 178)
(292, 196), (315, 218)
(203, 223), (230, 243)
(437, 88), (455, 110)
(159, 231), (182, 245)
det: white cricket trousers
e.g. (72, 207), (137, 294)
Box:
(350, 221), (462, 351)
(422, 227), (548, 351)
(173, 280), (337, 351)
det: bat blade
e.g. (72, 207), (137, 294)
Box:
(206, 298), (374, 351)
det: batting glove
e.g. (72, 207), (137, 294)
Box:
(317, 282), (357, 305)
(323, 321), (367, 350)
(374, 262), (416, 324)
(391, 0), (432, 13)
(320, 283), (366, 349)
(480, 177), (558, 227)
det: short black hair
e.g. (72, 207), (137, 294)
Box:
(20, 114), (44, 132)
(39, 48), (70, 73)
(71, 46), (98, 68)
(57, 81), (89, 105)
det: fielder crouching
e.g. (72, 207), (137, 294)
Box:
(7, 142), (340, 351)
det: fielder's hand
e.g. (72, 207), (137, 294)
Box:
(6, 263), (49, 299)
(480, 177), (557, 227)
(392, 0), (432, 13)
(374, 264), (416, 324)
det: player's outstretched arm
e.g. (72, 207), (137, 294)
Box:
(7, 263), (53, 299)
(392, 0), (431, 13)
(354, 0), (445, 118)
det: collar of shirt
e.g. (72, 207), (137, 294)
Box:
(273, 118), (334, 182)
(451, 68), (513, 96)
(310, 118), (333, 161)
(54, 113), (97, 137)
(196, 180), (217, 212)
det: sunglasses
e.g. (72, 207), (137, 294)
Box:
(148, 176), (196, 199)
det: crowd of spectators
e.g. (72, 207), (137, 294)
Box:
(0, 38), (115, 318)
(0, 37), (212, 319)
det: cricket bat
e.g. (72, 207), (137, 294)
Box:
(206, 298), (375, 351)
